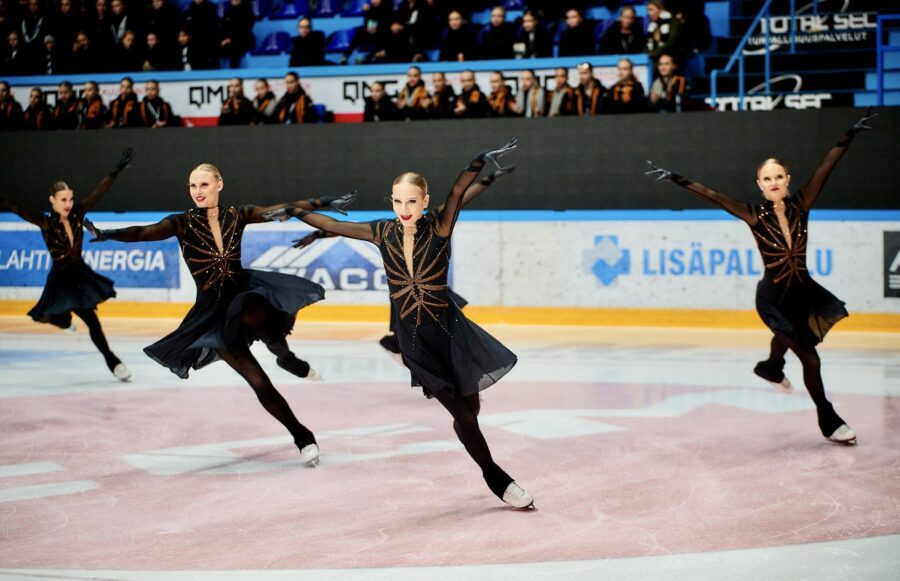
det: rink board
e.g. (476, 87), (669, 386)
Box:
(0, 210), (898, 330)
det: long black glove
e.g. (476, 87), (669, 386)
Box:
(318, 191), (357, 215)
(83, 218), (108, 242)
(292, 230), (328, 249)
(474, 138), (518, 172)
(644, 160), (673, 182)
(848, 108), (877, 136)
(111, 147), (134, 176)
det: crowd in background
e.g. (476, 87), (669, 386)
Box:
(0, 0), (709, 76)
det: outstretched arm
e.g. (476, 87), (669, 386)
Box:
(81, 147), (133, 212)
(434, 138), (518, 238)
(244, 193), (356, 224)
(84, 215), (180, 243)
(796, 109), (876, 211)
(646, 161), (756, 225)
(289, 211), (375, 242)
(0, 195), (47, 228)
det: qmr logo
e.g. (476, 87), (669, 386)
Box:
(582, 235), (630, 286)
(884, 232), (900, 298)
(245, 233), (386, 291)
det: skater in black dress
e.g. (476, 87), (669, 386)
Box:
(265, 140), (535, 508)
(646, 110), (877, 445)
(85, 163), (354, 464)
(0, 148), (134, 381)
(290, 167), (513, 354)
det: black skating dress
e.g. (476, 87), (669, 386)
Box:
(671, 134), (859, 348)
(98, 205), (325, 378)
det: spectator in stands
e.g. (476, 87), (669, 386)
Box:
(487, 71), (514, 117)
(603, 57), (646, 114)
(427, 71), (456, 119)
(79, 80), (106, 129)
(20, 0), (47, 51)
(509, 69), (545, 118)
(0, 81), (24, 131)
(2, 30), (34, 75)
(143, 31), (175, 71)
(513, 10), (552, 59)
(89, 0), (114, 54)
(646, 0), (684, 62)
(439, 10), (476, 62)
(67, 30), (99, 74)
(547, 66), (576, 116)
(183, 0), (219, 67)
(52, 0), (83, 57)
(397, 0), (434, 62)
(146, 0), (180, 49)
(113, 29), (143, 72)
(598, 5), (646, 55)
(41, 34), (62, 75)
(0, 1), (14, 44)
(374, 17), (412, 63)
(477, 6), (515, 60)
(253, 78), (277, 123)
(219, 77), (256, 125)
(558, 9), (595, 57)
(453, 69), (488, 118)
(648, 52), (688, 112)
(575, 62), (605, 115)
(363, 81), (397, 122)
(220, 0), (255, 69)
(53, 80), (81, 129)
(109, 0), (131, 46)
(276, 71), (313, 124)
(678, 1), (712, 58)
(396, 65), (429, 120)
(106, 75), (138, 127)
(131, 79), (174, 127)
(342, 0), (392, 65)
(177, 25), (210, 70)
(23, 86), (51, 130)
(289, 17), (325, 68)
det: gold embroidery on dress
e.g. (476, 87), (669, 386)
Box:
(183, 207), (242, 303)
(382, 220), (450, 327)
(754, 202), (808, 288)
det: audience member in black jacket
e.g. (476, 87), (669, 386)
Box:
(220, 0), (256, 69)
(0, 81), (24, 131)
(396, 0), (434, 60)
(113, 30), (144, 72)
(177, 26), (211, 70)
(143, 31), (177, 71)
(439, 10), (476, 62)
(363, 81), (397, 121)
(146, 0), (181, 46)
(67, 31), (101, 74)
(51, 0), (84, 55)
(374, 19), (412, 63)
(2, 30), (36, 75)
(598, 6), (646, 55)
(183, 0), (219, 65)
(513, 10), (552, 59)
(477, 6), (515, 60)
(289, 17), (325, 67)
(558, 9), (596, 57)
(219, 77), (257, 125)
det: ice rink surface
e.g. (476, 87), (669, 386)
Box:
(0, 318), (898, 580)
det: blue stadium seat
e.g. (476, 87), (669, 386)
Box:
(311, 103), (327, 122)
(253, 31), (292, 54)
(325, 27), (357, 52)
(311, 0), (340, 18)
(594, 19), (607, 40)
(504, 0), (524, 9)
(342, 0), (366, 17)
(271, 0), (309, 19)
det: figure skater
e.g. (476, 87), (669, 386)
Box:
(84, 163), (354, 464)
(0, 148), (135, 381)
(265, 140), (534, 508)
(645, 109), (877, 445)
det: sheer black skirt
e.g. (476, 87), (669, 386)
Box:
(28, 261), (116, 328)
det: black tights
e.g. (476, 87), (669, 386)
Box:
(215, 300), (315, 449)
(431, 389), (512, 498)
(239, 298), (310, 376)
(73, 308), (120, 372)
(759, 334), (845, 436)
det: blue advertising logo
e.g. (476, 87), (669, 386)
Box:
(243, 230), (387, 291)
(0, 231), (180, 288)
(582, 235), (631, 286)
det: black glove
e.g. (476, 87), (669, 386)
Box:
(644, 160), (673, 182)
(261, 207), (295, 222)
(112, 147), (134, 175)
(83, 218), (108, 242)
(319, 191), (357, 215)
(476, 138), (518, 172)
(292, 230), (326, 249)
(849, 108), (877, 136)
